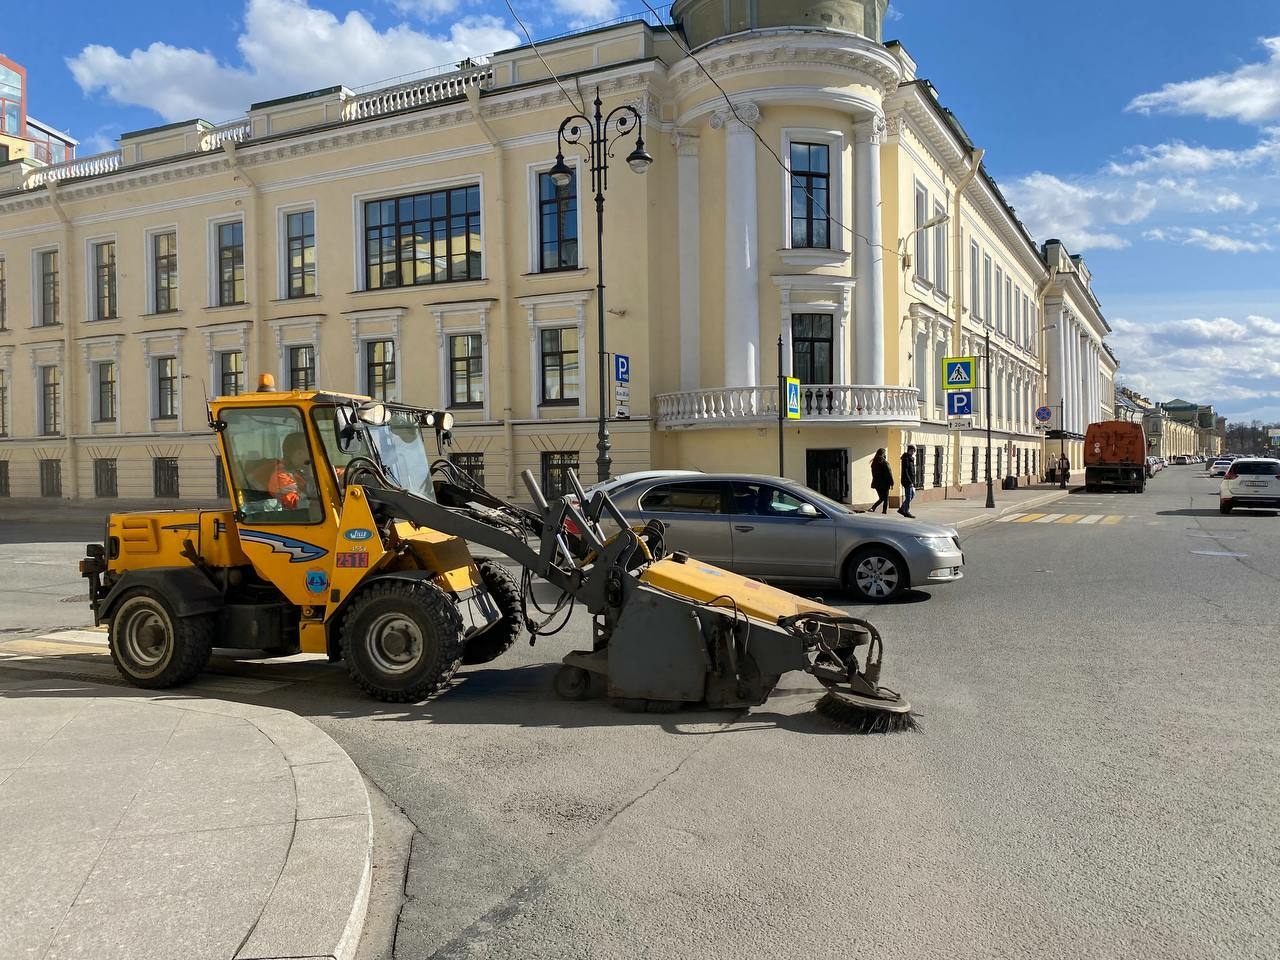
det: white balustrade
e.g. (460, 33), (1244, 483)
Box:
(656, 384), (921, 428)
(342, 68), (492, 122)
(23, 150), (122, 189)
(199, 121), (252, 152)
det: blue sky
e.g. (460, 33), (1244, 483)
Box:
(5, 0), (1279, 422)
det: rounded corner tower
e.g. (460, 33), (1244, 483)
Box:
(671, 0), (890, 49)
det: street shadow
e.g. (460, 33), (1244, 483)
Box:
(0, 522), (103, 546)
(0, 655), (895, 738)
(1157, 508), (1234, 517)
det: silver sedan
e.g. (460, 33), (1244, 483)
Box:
(607, 473), (964, 601)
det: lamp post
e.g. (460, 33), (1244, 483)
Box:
(548, 88), (653, 483)
(984, 327), (995, 508)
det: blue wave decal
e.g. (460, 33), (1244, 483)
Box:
(238, 530), (328, 563)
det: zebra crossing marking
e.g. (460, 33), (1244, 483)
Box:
(998, 513), (1122, 527)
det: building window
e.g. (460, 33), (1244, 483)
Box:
(449, 333), (483, 408)
(969, 242), (980, 318)
(93, 458), (118, 498)
(219, 351), (244, 396)
(217, 221), (245, 306)
(289, 345), (315, 390)
(1005, 277), (1013, 339)
(155, 356), (177, 419)
(540, 327), (578, 404)
(933, 201), (947, 293)
(971, 447), (979, 483)
(541, 451), (579, 500)
(286, 210), (316, 298)
(994, 267), (1004, 333)
(154, 457), (180, 499)
(96, 361), (116, 422)
(0, 369), (7, 436)
(93, 241), (117, 321)
(1014, 286), (1023, 344)
(982, 255), (992, 325)
(933, 445), (944, 487)
(365, 340), (396, 401)
(538, 171), (578, 271)
(0, 460), (8, 497)
(915, 447), (926, 487)
(449, 451), (485, 487)
(39, 250), (59, 326)
(0, 257), (7, 331)
(40, 365), (60, 435)
(39, 459), (61, 498)
(153, 231), (178, 313)
(913, 185), (929, 280)
(790, 142), (830, 249)
(791, 314), (833, 384)
(364, 185), (482, 289)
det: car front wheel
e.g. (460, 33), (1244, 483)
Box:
(844, 546), (907, 602)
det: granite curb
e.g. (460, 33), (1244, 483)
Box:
(0, 678), (371, 960)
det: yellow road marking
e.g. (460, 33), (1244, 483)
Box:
(1100, 515), (1123, 525)
(1014, 513), (1045, 523)
(1056, 515), (1086, 523)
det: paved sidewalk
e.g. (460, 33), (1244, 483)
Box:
(0, 677), (371, 960)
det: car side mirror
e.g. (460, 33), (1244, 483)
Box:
(798, 503), (819, 518)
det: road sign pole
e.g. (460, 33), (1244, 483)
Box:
(777, 336), (784, 478)
(985, 328), (995, 508)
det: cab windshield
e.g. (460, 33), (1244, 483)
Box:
(366, 409), (437, 500)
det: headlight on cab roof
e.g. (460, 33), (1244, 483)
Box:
(915, 536), (954, 552)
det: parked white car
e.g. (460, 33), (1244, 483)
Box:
(1220, 458), (1280, 513)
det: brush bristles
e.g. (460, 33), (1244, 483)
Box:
(814, 692), (921, 734)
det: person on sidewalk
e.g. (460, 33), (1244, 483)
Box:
(870, 448), (894, 514)
(1057, 453), (1070, 489)
(898, 445), (917, 518)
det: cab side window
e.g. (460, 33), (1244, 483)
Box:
(221, 407), (323, 524)
(731, 482), (816, 517)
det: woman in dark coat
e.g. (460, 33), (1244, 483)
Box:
(869, 448), (894, 514)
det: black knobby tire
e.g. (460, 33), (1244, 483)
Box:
(843, 546), (907, 602)
(108, 589), (214, 689)
(461, 560), (524, 665)
(341, 578), (464, 703)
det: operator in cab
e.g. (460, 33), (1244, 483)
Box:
(269, 432), (313, 508)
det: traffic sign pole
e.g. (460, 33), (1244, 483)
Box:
(777, 336), (784, 478)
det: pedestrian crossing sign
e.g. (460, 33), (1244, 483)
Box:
(785, 377), (801, 420)
(942, 356), (976, 391)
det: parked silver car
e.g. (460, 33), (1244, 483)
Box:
(606, 473), (964, 601)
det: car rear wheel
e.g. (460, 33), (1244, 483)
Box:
(843, 546), (907, 602)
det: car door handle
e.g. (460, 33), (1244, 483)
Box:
(734, 525), (754, 532)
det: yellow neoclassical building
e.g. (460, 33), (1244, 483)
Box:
(0, 0), (1117, 502)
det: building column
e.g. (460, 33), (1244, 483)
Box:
(853, 114), (886, 385)
(712, 103), (761, 387)
(675, 131), (701, 392)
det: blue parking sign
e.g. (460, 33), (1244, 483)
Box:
(946, 391), (972, 417)
(614, 354), (630, 384)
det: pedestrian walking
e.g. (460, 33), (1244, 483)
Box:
(898, 445), (917, 518)
(1058, 453), (1070, 489)
(869, 448), (894, 514)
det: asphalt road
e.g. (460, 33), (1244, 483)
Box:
(3, 469), (1276, 959)
(0, 521), (99, 638)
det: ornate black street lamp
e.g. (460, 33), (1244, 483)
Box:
(548, 88), (652, 483)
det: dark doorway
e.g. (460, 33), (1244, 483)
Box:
(806, 448), (849, 503)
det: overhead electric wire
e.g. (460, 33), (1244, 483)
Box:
(502, 0), (586, 113)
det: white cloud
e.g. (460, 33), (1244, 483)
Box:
(885, 4), (903, 21)
(1004, 172), (1156, 251)
(67, 0), (519, 123)
(1127, 36), (1280, 124)
(1142, 226), (1273, 254)
(393, 0), (464, 17)
(550, 0), (620, 29)
(1107, 133), (1280, 175)
(1108, 311), (1280, 418)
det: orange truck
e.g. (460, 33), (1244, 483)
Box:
(1083, 421), (1147, 493)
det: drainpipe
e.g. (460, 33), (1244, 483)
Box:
(223, 140), (266, 384)
(466, 83), (516, 498)
(46, 181), (79, 500)
(948, 148), (983, 494)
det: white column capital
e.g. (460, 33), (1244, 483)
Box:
(709, 101), (760, 131)
(672, 131), (701, 156)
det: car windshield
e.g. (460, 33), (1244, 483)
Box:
(366, 409), (437, 499)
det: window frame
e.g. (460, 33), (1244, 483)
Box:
(0, 255), (8, 331)
(148, 227), (179, 314)
(360, 183), (483, 290)
(982, 254), (992, 326)
(95, 360), (117, 423)
(994, 266), (1004, 333)
(39, 364), (61, 435)
(933, 200), (948, 294)
(155, 355), (178, 420)
(787, 141), (832, 250)
(780, 129), (845, 255)
(913, 184), (930, 282)
(538, 325), (580, 406)
(289, 344), (316, 391)
(91, 239), (117, 321)
(535, 169), (579, 273)
(541, 450), (580, 501)
(790, 312), (835, 385)
(364, 339), (396, 401)
(969, 242), (980, 319)
(219, 350), (245, 396)
(283, 206), (317, 299)
(0, 367), (7, 437)
(211, 218), (246, 307)
(448, 332), (485, 409)
(35, 247), (59, 327)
